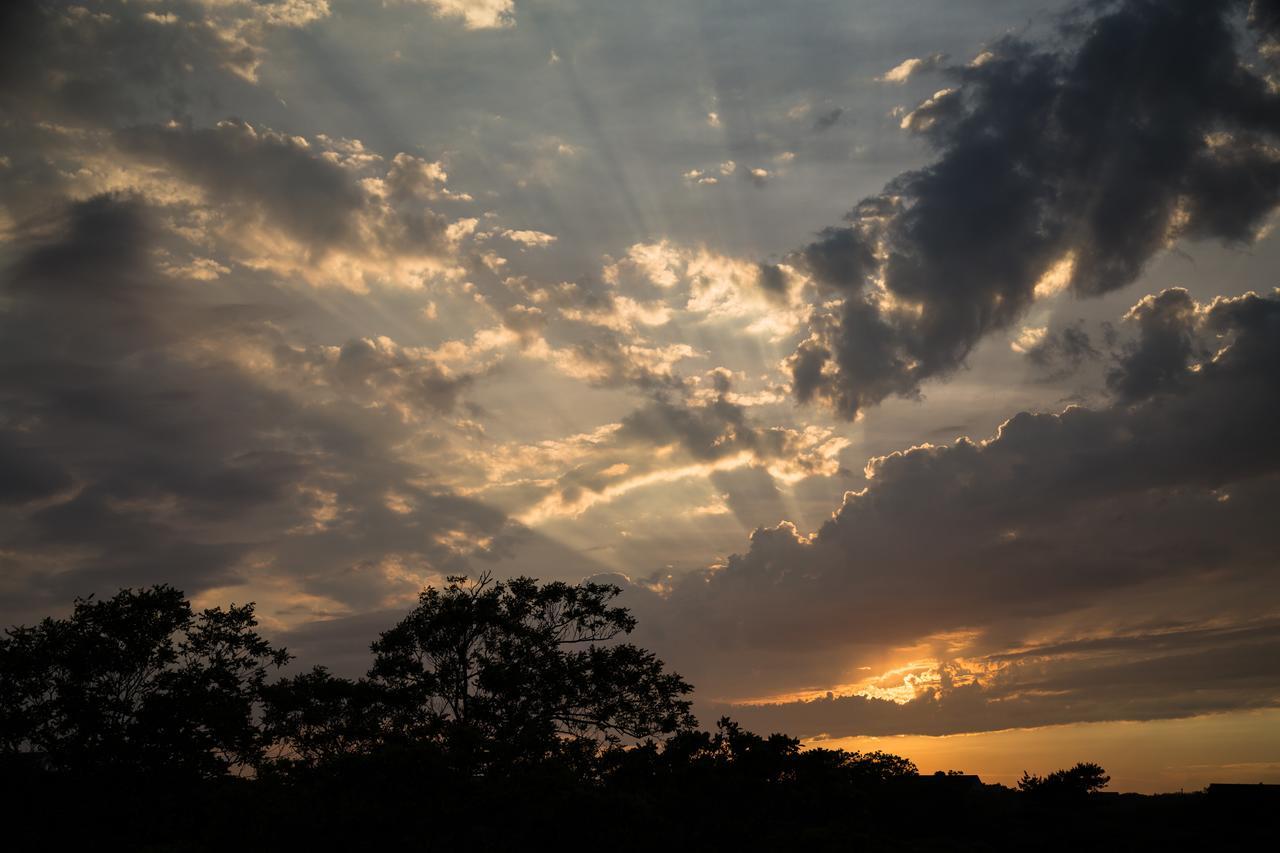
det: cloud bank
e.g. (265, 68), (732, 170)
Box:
(788, 0), (1280, 418)
(635, 285), (1280, 732)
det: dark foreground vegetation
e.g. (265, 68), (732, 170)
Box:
(1, 578), (1273, 851)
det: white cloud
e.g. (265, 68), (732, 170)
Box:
(1009, 325), (1048, 354)
(414, 0), (514, 30)
(877, 52), (947, 84)
(500, 228), (558, 247)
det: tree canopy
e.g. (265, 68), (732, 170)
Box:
(1018, 762), (1112, 799)
(366, 574), (696, 763)
(0, 585), (289, 777)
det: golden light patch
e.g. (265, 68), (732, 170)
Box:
(561, 295), (672, 332)
(288, 485), (342, 534)
(811, 709), (1280, 793)
(384, 491), (416, 514)
(879, 57), (925, 84)
(515, 450), (758, 525)
(191, 565), (353, 634)
(1032, 250), (1077, 299)
(899, 88), (957, 132)
(423, 0), (515, 30)
(366, 553), (446, 606)
(1010, 325), (1048, 354)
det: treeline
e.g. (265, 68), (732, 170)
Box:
(0, 578), (1267, 851)
(0, 576), (915, 782)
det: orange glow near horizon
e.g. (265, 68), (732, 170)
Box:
(809, 708), (1280, 794)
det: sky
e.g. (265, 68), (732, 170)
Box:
(2, 0), (1280, 793)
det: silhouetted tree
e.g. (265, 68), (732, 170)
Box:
(1019, 761), (1111, 800)
(0, 585), (289, 777)
(794, 745), (919, 786)
(600, 716), (918, 790)
(259, 667), (391, 771)
(367, 574), (696, 768)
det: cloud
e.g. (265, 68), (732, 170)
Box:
(0, 0), (330, 107)
(629, 286), (1280, 731)
(499, 228), (558, 247)
(560, 295), (672, 333)
(513, 377), (849, 525)
(112, 120), (475, 289)
(412, 0), (514, 30)
(1013, 320), (1101, 379)
(876, 53), (949, 84)
(787, 0), (1280, 418)
(598, 242), (809, 338)
(500, 240), (811, 400)
(0, 5), (480, 295)
(1107, 288), (1205, 401)
(530, 331), (696, 391)
(285, 335), (480, 416)
(811, 107), (843, 132)
(0, 195), (514, 621)
(117, 120), (368, 253)
(710, 619), (1280, 738)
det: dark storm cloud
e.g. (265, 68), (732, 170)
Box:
(1106, 288), (1206, 401)
(628, 285), (1280, 727)
(0, 194), (510, 619)
(789, 0), (1280, 418)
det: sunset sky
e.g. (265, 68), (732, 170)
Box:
(3, 0), (1280, 792)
